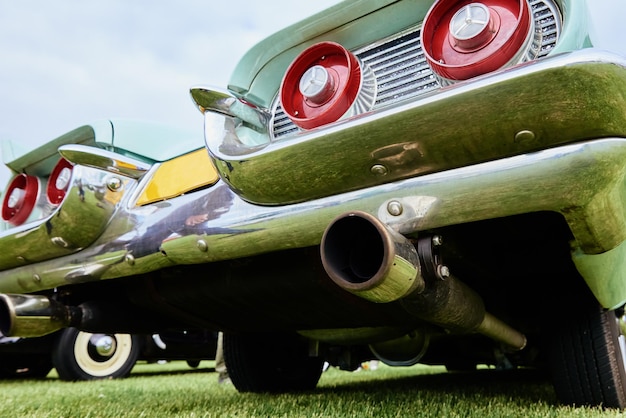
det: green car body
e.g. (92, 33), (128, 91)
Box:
(3, 0), (626, 408)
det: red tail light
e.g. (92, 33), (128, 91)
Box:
(47, 158), (73, 205)
(2, 174), (40, 226)
(422, 0), (532, 82)
(280, 42), (363, 130)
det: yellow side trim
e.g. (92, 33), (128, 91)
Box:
(136, 149), (219, 205)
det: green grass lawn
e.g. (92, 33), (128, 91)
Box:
(1, 361), (623, 417)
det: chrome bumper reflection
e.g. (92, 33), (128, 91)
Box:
(1, 138), (625, 296)
(0, 146), (145, 271)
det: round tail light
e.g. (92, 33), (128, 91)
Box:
(422, 0), (533, 82)
(47, 158), (74, 205)
(2, 174), (40, 226)
(280, 42), (372, 130)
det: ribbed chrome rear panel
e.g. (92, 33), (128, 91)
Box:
(271, 0), (562, 139)
(360, 29), (436, 107)
(532, 0), (562, 58)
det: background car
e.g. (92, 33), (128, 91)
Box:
(0, 328), (217, 380)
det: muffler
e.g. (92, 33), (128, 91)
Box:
(321, 211), (526, 351)
(0, 293), (82, 337)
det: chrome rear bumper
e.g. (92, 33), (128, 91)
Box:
(1, 137), (626, 308)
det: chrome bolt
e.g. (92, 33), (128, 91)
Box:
(437, 265), (450, 279)
(51, 236), (69, 248)
(299, 65), (333, 103)
(371, 164), (388, 176)
(107, 177), (123, 191)
(387, 200), (403, 216)
(449, 3), (491, 47)
(432, 235), (443, 246)
(125, 253), (135, 266)
(94, 335), (116, 356)
(197, 239), (208, 252)
(514, 130), (535, 143)
(33, 274), (41, 283)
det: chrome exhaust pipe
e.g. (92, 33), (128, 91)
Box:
(0, 294), (188, 338)
(321, 211), (526, 351)
(321, 211), (425, 303)
(0, 294), (81, 337)
(400, 270), (527, 350)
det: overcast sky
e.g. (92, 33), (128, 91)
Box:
(0, 1), (338, 184)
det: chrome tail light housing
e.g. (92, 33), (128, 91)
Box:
(47, 158), (74, 205)
(280, 41), (376, 130)
(1, 157), (74, 227)
(422, 0), (539, 84)
(1, 174), (42, 226)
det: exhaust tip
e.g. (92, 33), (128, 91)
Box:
(322, 213), (386, 286)
(321, 211), (423, 303)
(0, 294), (14, 335)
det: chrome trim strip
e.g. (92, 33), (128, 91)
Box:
(190, 87), (270, 131)
(59, 144), (151, 179)
(190, 87), (238, 116)
(126, 162), (161, 209)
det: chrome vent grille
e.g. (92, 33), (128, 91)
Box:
(359, 30), (437, 107)
(532, 0), (562, 59)
(271, 0), (561, 139)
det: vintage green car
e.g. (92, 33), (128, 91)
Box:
(1, 0), (626, 408)
(0, 120), (219, 380)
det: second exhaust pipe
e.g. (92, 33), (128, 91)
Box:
(0, 293), (81, 337)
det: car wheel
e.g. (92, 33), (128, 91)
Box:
(187, 359), (201, 368)
(549, 301), (626, 408)
(0, 355), (53, 379)
(223, 332), (324, 393)
(52, 328), (141, 381)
